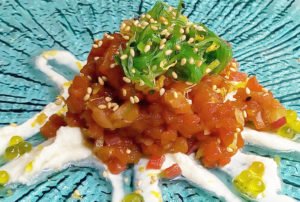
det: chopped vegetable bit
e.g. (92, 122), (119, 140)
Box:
(122, 193), (144, 202)
(116, 1), (232, 87)
(161, 163), (182, 178)
(233, 161), (265, 198)
(146, 155), (166, 170)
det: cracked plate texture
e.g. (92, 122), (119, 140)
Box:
(0, 0), (300, 201)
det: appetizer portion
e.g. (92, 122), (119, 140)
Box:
(40, 1), (296, 175)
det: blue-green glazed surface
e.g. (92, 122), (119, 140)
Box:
(0, 0), (299, 201)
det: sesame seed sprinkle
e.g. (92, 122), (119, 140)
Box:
(110, 63), (116, 68)
(144, 45), (151, 53)
(151, 25), (158, 30)
(189, 58), (195, 64)
(98, 40), (103, 47)
(181, 35), (186, 41)
(146, 14), (151, 19)
(187, 37), (194, 44)
(172, 71), (178, 79)
(173, 91), (178, 98)
(246, 87), (251, 95)
(102, 76), (107, 81)
(120, 54), (128, 60)
(196, 60), (203, 67)
(92, 44), (98, 48)
(83, 94), (90, 101)
(230, 67), (237, 72)
(98, 104), (107, 109)
(105, 97), (112, 102)
(98, 77), (104, 85)
(94, 56), (99, 61)
(87, 87), (92, 94)
(130, 96), (135, 104)
(130, 48), (135, 57)
(112, 105), (119, 111)
(102, 170), (108, 178)
(122, 88), (127, 96)
(160, 38), (167, 45)
(123, 77), (131, 83)
(179, 28), (184, 34)
(236, 128), (241, 132)
(181, 58), (187, 66)
(134, 96), (140, 103)
(243, 110), (248, 118)
(139, 80), (145, 86)
(175, 45), (181, 50)
(165, 49), (173, 56)
(124, 26), (131, 32)
(206, 68), (212, 73)
(160, 88), (165, 96)
(126, 149), (131, 154)
(123, 35), (130, 40)
(136, 180), (142, 187)
(132, 69), (136, 73)
(159, 44), (165, 50)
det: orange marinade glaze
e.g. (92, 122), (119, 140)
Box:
(40, 33), (286, 174)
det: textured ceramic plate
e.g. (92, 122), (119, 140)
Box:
(0, 0), (300, 201)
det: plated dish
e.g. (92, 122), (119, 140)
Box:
(0, 0), (300, 201)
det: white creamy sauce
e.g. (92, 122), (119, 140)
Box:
(0, 127), (92, 184)
(0, 50), (299, 202)
(222, 152), (296, 201)
(242, 128), (300, 153)
(134, 157), (175, 202)
(168, 153), (242, 202)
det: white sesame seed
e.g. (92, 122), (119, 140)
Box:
(130, 96), (135, 104)
(125, 25), (131, 32)
(173, 91), (178, 98)
(130, 48), (135, 57)
(151, 25), (158, 30)
(107, 35), (114, 40)
(165, 49), (173, 56)
(181, 35), (186, 41)
(236, 128), (241, 132)
(107, 102), (112, 109)
(110, 63), (116, 68)
(193, 47), (198, 52)
(123, 77), (131, 83)
(92, 44), (98, 48)
(204, 130), (210, 135)
(181, 58), (187, 66)
(179, 28), (184, 34)
(123, 35), (130, 40)
(186, 81), (193, 85)
(105, 97), (112, 102)
(230, 67), (237, 72)
(132, 69), (136, 73)
(206, 68), (212, 73)
(172, 71), (178, 79)
(98, 104), (107, 109)
(196, 60), (203, 67)
(139, 80), (145, 86)
(187, 99), (192, 104)
(98, 77), (104, 85)
(159, 88), (165, 96)
(134, 96), (140, 103)
(112, 105), (119, 111)
(159, 44), (165, 50)
(175, 45), (181, 50)
(122, 88), (127, 96)
(146, 14), (151, 19)
(87, 75), (92, 80)
(246, 87), (251, 95)
(160, 38), (167, 45)
(141, 14), (145, 18)
(160, 59), (166, 68)
(243, 110), (248, 118)
(94, 38), (100, 43)
(94, 56), (99, 61)
(83, 94), (90, 101)
(232, 62), (237, 68)
(121, 23), (126, 29)
(225, 75), (229, 79)
(187, 37), (194, 44)
(141, 21), (149, 29)
(87, 87), (92, 94)
(120, 54), (128, 60)
(149, 18), (155, 23)
(144, 45), (151, 53)
(126, 149), (131, 154)
(189, 58), (195, 64)
(98, 40), (103, 47)
(227, 147), (234, 152)
(136, 180), (142, 187)
(212, 85), (217, 90)
(102, 170), (108, 178)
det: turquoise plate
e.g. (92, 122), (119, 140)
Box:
(0, 0), (300, 201)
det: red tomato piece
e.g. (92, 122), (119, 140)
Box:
(246, 76), (263, 92)
(162, 163), (182, 178)
(146, 155), (166, 170)
(271, 117), (287, 129)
